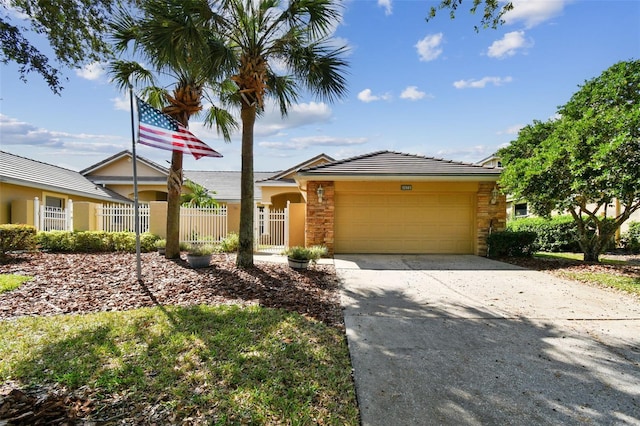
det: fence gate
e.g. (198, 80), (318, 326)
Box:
(34, 197), (73, 231)
(180, 205), (228, 245)
(255, 206), (289, 254)
(97, 203), (149, 233)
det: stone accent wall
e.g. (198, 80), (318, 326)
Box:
(476, 182), (507, 256)
(305, 181), (335, 254)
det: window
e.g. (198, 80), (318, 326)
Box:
(45, 196), (64, 209)
(514, 203), (528, 217)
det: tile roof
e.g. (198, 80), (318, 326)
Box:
(184, 171), (276, 202)
(0, 151), (131, 203)
(298, 151), (502, 177)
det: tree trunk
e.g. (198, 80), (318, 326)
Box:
(237, 103), (256, 268)
(165, 151), (183, 259)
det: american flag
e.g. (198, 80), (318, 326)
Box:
(136, 97), (222, 160)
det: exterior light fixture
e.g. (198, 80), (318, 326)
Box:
(490, 185), (499, 205)
(316, 185), (324, 203)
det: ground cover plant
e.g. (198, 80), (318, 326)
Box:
(0, 252), (358, 424)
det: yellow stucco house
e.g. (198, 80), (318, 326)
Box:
(2, 149), (506, 255)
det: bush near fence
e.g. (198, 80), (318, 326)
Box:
(37, 231), (160, 253)
(0, 224), (38, 257)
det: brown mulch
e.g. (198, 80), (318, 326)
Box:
(0, 252), (343, 327)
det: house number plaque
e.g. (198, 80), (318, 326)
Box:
(401, 185), (412, 191)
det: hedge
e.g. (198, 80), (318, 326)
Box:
(507, 215), (581, 252)
(487, 230), (538, 258)
(37, 231), (160, 253)
(0, 224), (38, 256)
(621, 221), (640, 253)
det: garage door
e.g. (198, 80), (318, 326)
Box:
(335, 192), (475, 254)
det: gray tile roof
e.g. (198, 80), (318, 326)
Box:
(184, 171), (276, 202)
(299, 151), (502, 177)
(80, 150), (169, 175)
(0, 151), (131, 203)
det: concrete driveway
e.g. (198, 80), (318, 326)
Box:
(335, 255), (640, 426)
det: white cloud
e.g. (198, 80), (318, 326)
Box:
(415, 33), (443, 62)
(357, 88), (391, 103)
(453, 76), (513, 89)
(112, 96), (130, 111)
(378, 0), (392, 15)
(259, 135), (367, 150)
(497, 124), (525, 136)
(487, 31), (532, 58)
(400, 86), (432, 101)
(75, 62), (106, 81)
(503, 0), (567, 29)
(0, 114), (126, 152)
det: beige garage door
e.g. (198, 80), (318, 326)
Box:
(335, 192), (475, 254)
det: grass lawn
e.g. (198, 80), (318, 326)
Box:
(0, 305), (359, 424)
(0, 274), (32, 294)
(533, 252), (640, 297)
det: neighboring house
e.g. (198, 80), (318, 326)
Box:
(0, 150), (130, 225)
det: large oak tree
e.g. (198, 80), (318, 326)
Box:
(498, 60), (640, 262)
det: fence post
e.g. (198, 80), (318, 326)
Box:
(34, 197), (40, 231)
(66, 199), (74, 231)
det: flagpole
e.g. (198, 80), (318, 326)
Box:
(129, 85), (142, 282)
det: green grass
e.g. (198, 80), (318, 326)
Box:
(558, 272), (640, 296)
(0, 305), (359, 424)
(0, 274), (32, 294)
(534, 252), (629, 265)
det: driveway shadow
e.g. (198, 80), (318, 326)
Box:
(334, 254), (525, 271)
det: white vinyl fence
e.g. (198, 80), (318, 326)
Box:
(97, 203), (150, 233)
(35, 198), (73, 231)
(180, 205), (228, 245)
(255, 207), (288, 254)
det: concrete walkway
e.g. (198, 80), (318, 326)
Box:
(335, 255), (640, 426)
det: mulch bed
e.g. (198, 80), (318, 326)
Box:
(0, 252), (343, 327)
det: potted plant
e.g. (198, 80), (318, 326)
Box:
(186, 244), (215, 268)
(284, 245), (327, 270)
(154, 239), (166, 255)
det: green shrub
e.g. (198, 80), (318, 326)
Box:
(219, 232), (239, 253)
(621, 221), (640, 253)
(507, 215), (581, 252)
(37, 231), (159, 253)
(37, 230), (75, 252)
(487, 230), (538, 258)
(0, 224), (37, 256)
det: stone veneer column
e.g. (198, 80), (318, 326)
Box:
(476, 182), (507, 256)
(305, 181), (335, 255)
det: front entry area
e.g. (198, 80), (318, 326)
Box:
(334, 187), (475, 254)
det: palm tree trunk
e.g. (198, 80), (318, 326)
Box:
(237, 103), (256, 268)
(166, 151), (183, 259)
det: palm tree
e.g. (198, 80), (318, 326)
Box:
(207, 0), (350, 267)
(109, 2), (237, 259)
(181, 179), (218, 208)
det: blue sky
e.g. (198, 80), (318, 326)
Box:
(1, 0), (638, 173)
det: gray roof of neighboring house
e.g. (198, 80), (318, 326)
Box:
(80, 150), (169, 175)
(184, 171), (276, 202)
(298, 151), (502, 177)
(0, 151), (131, 203)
